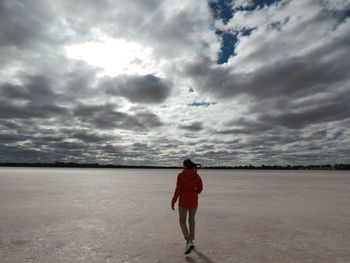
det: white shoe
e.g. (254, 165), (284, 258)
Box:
(184, 240), (194, 254)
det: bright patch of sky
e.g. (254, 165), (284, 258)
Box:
(65, 35), (153, 77)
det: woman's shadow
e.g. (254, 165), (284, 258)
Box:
(185, 247), (215, 263)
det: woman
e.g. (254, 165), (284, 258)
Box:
(171, 159), (203, 254)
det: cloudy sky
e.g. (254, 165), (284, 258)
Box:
(1, 0), (349, 166)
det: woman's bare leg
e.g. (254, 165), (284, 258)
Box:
(178, 206), (190, 240)
(188, 208), (197, 241)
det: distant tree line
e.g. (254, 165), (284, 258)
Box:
(0, 162), (180, 169)
(0, 162), (349, 170)
(204, 164), (350, 170)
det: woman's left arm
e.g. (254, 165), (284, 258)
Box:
(196, 173), (203, 194)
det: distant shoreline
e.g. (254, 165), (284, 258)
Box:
(0, 162), (349, 170)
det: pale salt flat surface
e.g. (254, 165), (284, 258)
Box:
(0, 168), (349, 263)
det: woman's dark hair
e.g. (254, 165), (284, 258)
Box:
(183, 159), (197, 169)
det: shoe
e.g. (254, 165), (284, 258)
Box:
(184, 240), (194, 254)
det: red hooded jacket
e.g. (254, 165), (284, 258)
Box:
(172, 168), (203, 209)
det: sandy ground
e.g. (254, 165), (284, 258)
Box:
(0, 168), (349, 263)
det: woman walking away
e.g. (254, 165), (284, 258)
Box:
(171, 159), (203, 254)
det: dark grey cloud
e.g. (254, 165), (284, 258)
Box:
(45, 140), (88, 152)
(139, 6), (214, 58)
(217, 87), (349, 133)
(257, 96), (350, 129)
(0, 57), (108, 124)
(0, 75), (70, 119)
(0, 133), (29, 142)
(63, 60), (102, 97)
(127, 142), (163, 161)
(0, 123), (123, 163)
(69, 131), (116, 143)
(185, 47), (350, 100)
(101, 74), (172, 104)
(179, 122), (204, 131)
(216, 117), (273, 134)
(1, 75), (62, 102)
(0, 126), (116, 146)
(0, 144), (47, 162)
(0, 140), (95, 163)
(0, 0), (56, 48)
(0, 120), (22, 130)
(0, 102), (68, 119)
(188, 127), (349, 166)
(73, 103), (162, 131)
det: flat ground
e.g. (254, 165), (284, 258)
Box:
(0, 168), (349, 263)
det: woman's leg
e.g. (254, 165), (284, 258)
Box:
(178, 206), (190, 241)
(188, 208), (197, 241)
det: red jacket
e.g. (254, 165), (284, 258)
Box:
(172, 168), (203, 208)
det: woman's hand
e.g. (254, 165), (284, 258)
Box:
(171, 202), (175, 211)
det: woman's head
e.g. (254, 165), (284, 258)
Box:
(183, 159), (197, 169)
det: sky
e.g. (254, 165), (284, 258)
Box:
(0, 0), (350, 166)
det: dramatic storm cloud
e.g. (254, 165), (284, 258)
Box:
(0, 0), (349, 165)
